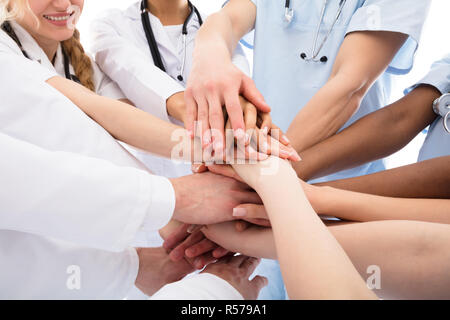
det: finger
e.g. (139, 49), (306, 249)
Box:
(240, 257), (261, 276)
(195, 95), (211, 147)
(270, 122), (291, 147)
(185, 238), (218, 258)
(228, 254), (248, 267)
(250, 275), (269, 297)
(258, 112), (272, 136)
(235, 191), (263, 207)
(207, 93), (225, 152)
(192, 163), (207, 174)
(223, 91), (246, 143)
(242, 218), (272, 228)
(207, 164), (245, 183)
(233, 204), (268, 220)
(169, 231), (204, 262)
(234, 220), (250, 232)
(163, 223), (190, 251)
(265, 134), (300, 161)
(194, 252), (218, 270)
(240, 75), (271, 113)
(212, 247), (229, 259)
(243, 102), (257, 146)
(184, 88), (197, 138)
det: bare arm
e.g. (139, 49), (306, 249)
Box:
(293, 85), (440, 181)
(317, 156), (450, 198)
(186, 0), (270, 151)
(46, 76), (185, 159)
(311, 185), (450, 224)
(232, 157), (376, 299)
(287, 31), (408, 153)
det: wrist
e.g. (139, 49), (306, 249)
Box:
(166, 91), (186, 122)
(169, 177), (188, 222)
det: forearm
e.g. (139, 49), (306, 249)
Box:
(317, 156), (450, 198)
(47, 77), (186, 159)
(316, 186), (450, 224)
(193, 12), (238, 65)
(233, 158), (375, 299)
(293, 86), (440, 181)
(330, 221), (450, 300)
(287, 31), (407, 153)
(256, 171), (374, 299)
(193, 0), (255, 64)
(287, 74), (364, 153)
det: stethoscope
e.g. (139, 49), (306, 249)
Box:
(1, 21), (80, 83)
(433, 93), (450, 133)
(285, 0), (347, 63)
(140, 0), (203, 82)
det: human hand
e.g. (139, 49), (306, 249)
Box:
(134, 247), (194, 297)
(201, 255), (268, 300)
(201, 222), (276, 260)
(170, 172), (262, 225)
(163, 223), (230, 269)
(185, 57), (271, 152)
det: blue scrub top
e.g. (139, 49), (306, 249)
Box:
(405, 54), (450, 162)
(247, 0), (430, 182)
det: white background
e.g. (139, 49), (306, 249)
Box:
(78, 0), (450, 169)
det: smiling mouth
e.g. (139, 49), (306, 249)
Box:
(43, 11), (75, 22)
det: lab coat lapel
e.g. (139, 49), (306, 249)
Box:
(10, 21), (54, 71)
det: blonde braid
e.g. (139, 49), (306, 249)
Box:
(62, 29), (95, 92)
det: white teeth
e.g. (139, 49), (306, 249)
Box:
(43, 14), (72, 21)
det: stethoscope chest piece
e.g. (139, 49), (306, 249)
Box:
(433, 93), (450, 133)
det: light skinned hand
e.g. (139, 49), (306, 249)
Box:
(185, 58), (271, 151)
(201, 255), (268, 300)
(170, 172), (262, 225)
(135, 247), (194, 297)
(163, 223), (230, 269)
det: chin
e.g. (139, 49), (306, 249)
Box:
(41, 28), (75, 42)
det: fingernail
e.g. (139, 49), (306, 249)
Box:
(262, 127), (269, 135)
(187, 130), (194, 138)
(282, 135), (290, 144)
(294, 151), (302, 161)
(234, 129), (245, 141)
(185, 248), (196, 257)
(233, 208), (247, 217)
(187, 224), (202, 234)
(280, 149), (291, 158)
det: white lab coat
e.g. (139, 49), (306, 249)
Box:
(90, 2), (250, 178)
(0, 23), (170, 298)
(0, 22), (241, 300)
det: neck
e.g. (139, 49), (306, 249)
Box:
(35, 37), (59, 62)
(16, 21), (59, 61)
(147, 0), (190, 26)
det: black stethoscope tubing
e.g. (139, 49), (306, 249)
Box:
(1, 21), (80, 83)
(140, 0), (203, 81)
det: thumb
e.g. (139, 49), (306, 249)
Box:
(192, 163), (207, 174)
(233, 203), (268, 220)
(250, 275), (269, 297)
(240, 75), (271, 113)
